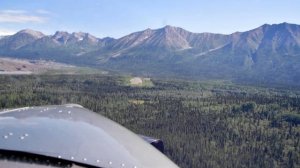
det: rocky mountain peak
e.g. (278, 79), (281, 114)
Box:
(17, 29), (45, 39)
(53, 31), (70, 38)
(160, 25), (185, 34)
(52, 31), (71, 44)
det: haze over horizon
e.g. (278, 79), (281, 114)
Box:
(0, 0), (299, 38)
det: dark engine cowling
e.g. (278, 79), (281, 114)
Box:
(139, 135), (164, 153)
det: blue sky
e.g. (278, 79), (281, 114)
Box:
(0, 0), (299, 38)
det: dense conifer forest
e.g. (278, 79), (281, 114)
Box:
(0, 75), (299, 168)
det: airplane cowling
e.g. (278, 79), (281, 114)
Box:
(0, 104), (179, 168)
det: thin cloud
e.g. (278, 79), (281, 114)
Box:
(0, 29), (16, 36)
(2, 10), (27, 14)
(0, 10), (46, 23)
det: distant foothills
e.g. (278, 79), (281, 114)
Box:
(1, 22), (300, 86)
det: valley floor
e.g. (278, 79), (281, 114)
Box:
(0, 74), (299, 168)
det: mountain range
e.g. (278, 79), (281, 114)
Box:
(1, 23), (300, 86)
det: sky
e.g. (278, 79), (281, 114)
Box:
(0, 0), (299, 38)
